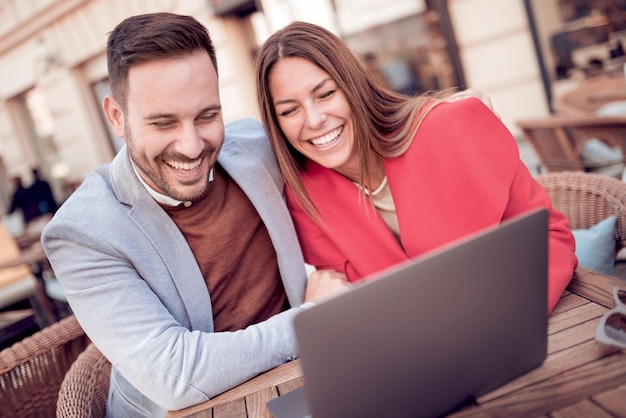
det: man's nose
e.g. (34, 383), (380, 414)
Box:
(175, 123), (204, 158)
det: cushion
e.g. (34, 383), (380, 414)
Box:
(580, 138), (625, 178)
(596, 100), (626, 116)
(572, 215), (617, 275)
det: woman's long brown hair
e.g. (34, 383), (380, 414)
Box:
(256, 21), (445, 221)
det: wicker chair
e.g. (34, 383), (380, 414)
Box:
(56, 342), (111, 418)
(517, 116), (626, 174)
(535, 171), (626, 257)
(0, 314), (89, 417)
(0, 221), (40, 320)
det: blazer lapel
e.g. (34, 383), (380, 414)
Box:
(109, 147), (215, 331)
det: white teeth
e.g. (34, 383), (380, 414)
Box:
(167, 159), (202, 171)
(310, 126), (342, 146)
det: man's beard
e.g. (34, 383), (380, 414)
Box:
(125, 125), (216, 202)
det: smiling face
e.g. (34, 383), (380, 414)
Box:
(268, 57), (359, 180)
(103, 51), (224, 202)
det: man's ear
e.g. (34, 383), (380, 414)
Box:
(103, 95), (125, 138)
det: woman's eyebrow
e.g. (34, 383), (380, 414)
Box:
(274, 78), (333, 106)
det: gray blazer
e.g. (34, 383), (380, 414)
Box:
(42, 119), (307, 417)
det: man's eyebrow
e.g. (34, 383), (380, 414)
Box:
(198, 104), (222, 114)
(144, 113), (175, 121)
(143, 105), (222, 121)
(274, 78), (333, 106)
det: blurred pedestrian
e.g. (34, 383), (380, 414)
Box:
(8, 176), (39, 223)
(29, 168), (58, 216)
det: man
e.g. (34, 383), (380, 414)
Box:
(41, 13), (348, 417)
(29, 168), (58, 216)
(8, 176), (40, 223)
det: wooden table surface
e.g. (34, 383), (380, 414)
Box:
(554, 75), (626, 115)
(0, 241), (47, 270)
(13, 214), (51, 250)
(168, 266), (626, 418)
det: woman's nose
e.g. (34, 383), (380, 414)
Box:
(305, 105), (327, 128)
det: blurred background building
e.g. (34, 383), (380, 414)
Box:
(0, 0), (624, 214)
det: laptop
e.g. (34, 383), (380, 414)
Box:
(267, 208), (549, 418)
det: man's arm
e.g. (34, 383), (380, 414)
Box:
(42, 201), (301, 411)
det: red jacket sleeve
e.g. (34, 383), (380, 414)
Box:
(501, 161), (578, 312)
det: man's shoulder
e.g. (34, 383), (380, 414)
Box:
(223, 117), (274, 158)
(220, 118), (283, 186)
(52, 166), (119, 221)
(224, 118), (266, 141)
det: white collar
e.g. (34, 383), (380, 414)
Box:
(130, 159), (214, 207)
(356, 176), (388, 197)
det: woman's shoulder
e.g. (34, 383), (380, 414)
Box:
(407, 96), (517, 159)
(425, 96), (497, 123)
(415, 96), (505, 140)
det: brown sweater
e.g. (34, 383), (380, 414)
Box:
(163, 164), (286, 331)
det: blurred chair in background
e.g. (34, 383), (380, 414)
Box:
(0, 221), (40, 315)
(0, 220), (58, 327)
(2, 211), (24, 237)
(552, 75), (626, 117)
(536, 171), (626, 279)
(517, 116), (626, 177)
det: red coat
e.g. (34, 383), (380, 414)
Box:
(286, 98), (577, 313)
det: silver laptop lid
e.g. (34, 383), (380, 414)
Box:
(293, 208), (549, 418)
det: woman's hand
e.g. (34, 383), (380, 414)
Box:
(304, 269), (352, 303)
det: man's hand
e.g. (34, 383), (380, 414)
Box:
(304, 269), (352, 304)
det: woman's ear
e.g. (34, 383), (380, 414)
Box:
(102, 95), (125, 138)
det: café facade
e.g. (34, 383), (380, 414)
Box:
(0, 0), (622, 209)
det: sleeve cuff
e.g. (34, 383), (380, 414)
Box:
(299, 301), (316, 310)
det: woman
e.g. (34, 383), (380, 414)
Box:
(255, 21), (577, 313)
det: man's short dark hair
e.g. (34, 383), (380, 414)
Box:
(107, 12), (218, 111)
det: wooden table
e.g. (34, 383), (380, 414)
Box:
(554, 75), (626, 116)
(168, 266), (626, 418)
